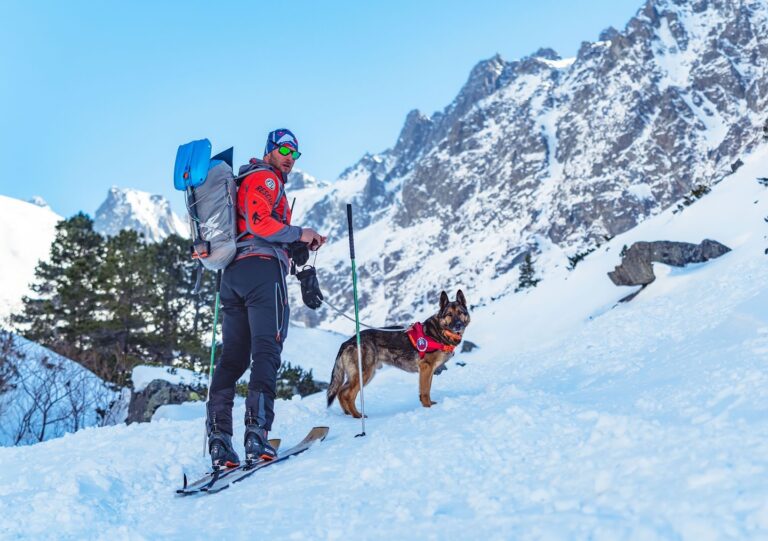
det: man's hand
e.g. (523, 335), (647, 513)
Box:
(287, 241), (309, 266)
(300, 228), (327, 251)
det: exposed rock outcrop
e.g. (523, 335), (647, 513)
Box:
(608, 240), (731, 286)
(126, 379), (203, 424)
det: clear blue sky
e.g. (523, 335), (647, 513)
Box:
(0, 0), (643, 218)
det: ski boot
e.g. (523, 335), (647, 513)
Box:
(208, 432), (240, 470)
(244, 425), (277, 463)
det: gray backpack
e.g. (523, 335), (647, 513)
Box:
(185, 148), (240, 271)
(175, 141), (280, 281)
(186, 149), (280, 269)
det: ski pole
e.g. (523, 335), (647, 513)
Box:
(346, 204), (366, 437)
(203, 269), (223, 456)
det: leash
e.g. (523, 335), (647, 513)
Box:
(320, 298), (406, 332)
(311, 244), (406, 332)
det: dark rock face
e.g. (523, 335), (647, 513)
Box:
(126, 379), (203, 424)
(608, 239), (731, 286)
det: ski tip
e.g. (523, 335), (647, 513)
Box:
(295, 426), (329, 446)
(183, 473), (188, 489)
(310, 426), (330, 440)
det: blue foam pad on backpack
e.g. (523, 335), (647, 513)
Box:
(174, 139), (212, 190)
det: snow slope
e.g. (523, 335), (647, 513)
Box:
(1, 148), (767, 538)
(0, 334), (123, 447)
(0, 195), (61, 322)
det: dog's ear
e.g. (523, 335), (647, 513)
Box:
(456, 289), (467, 308)
(439, 290), (449, 310)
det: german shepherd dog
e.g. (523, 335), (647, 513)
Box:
(327, 290), (470, 417)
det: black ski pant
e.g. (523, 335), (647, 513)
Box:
(207, 256), (289, 436)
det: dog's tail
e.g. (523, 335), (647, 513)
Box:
(326, 344), (348, 407)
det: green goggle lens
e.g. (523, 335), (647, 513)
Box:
(277, 145), (301, 159)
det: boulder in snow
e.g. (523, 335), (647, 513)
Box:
(126, 379), (204, 424)
(608, 240), (731, 287)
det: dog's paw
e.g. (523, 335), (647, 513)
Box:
(420, 397), (437, 408)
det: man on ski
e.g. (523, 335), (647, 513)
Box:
(206, 128), (326, 468)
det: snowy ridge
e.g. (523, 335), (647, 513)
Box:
(94, 186), (187, 243)
(27, 196), (51, 209)
(1, 146), (766, 538)
(0, 195), (61, 322)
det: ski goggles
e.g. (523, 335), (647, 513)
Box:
(276, 145), (301, 160)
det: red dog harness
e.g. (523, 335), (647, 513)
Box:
(406, 322), (456, 359)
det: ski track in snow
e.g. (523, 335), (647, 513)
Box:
(3, 161), (768, 540)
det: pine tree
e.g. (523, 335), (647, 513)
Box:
(145, 234), (213, 371)
(515, 253), (541, 292)
(13, 213), (104, 355)
(16, 221), (217, 384)
(94, 229), (154, 385)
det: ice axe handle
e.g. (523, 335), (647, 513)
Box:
(346, 204), (355, 259)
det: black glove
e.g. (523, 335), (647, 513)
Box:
(296, 265), (323, 309)
(287, 241), (310, 267)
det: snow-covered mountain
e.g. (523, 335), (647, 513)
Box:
(1, 141), (766, 539)
(292, 0), (768, 328)
(0, 195), (61, 322)
(289, 168), (329, 190)
(94, 186), (187, 242)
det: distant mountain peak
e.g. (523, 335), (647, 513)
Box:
(27, 196), (50, 209)
(289, 169), (328, 190)
(532, 47), (561, 60)
(94, 187), (187, 242)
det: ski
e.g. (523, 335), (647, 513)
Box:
(202, 426), (329, 494)
(177, 438), (281, 495)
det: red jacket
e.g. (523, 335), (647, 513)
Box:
(235, 159), (301, 269)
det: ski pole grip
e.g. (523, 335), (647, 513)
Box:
(346, 204), (356, 260)
(215, 269), (222, 292)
